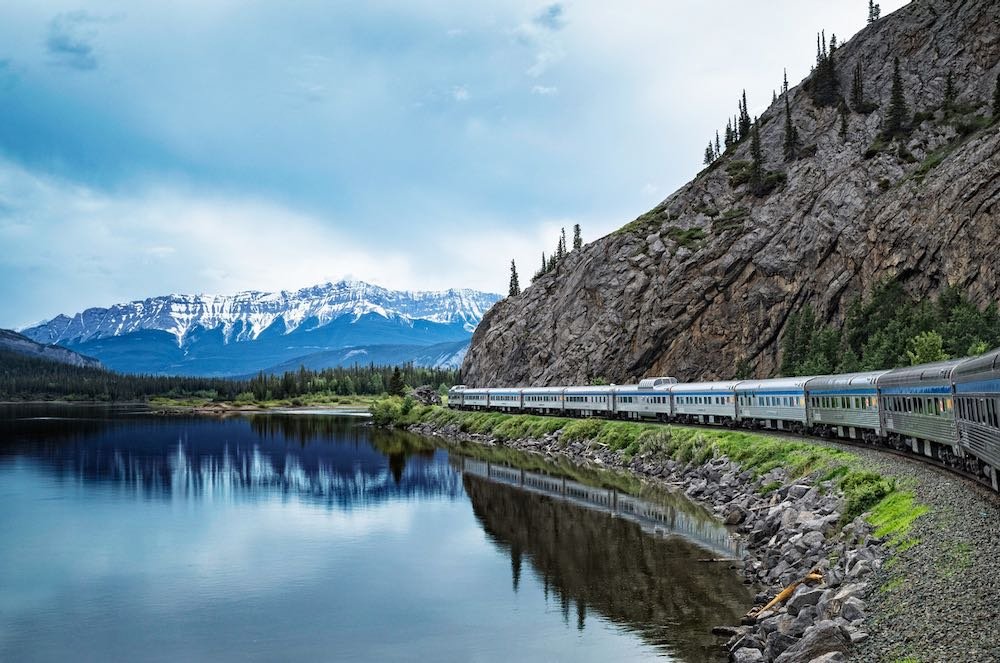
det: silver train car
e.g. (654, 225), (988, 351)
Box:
(877, 359), (963, 457)
(735, 377), (811, 432)
(672, 381), (739, 424)
(612, 377), (676, 421)
(447, 345), (1000, 490)
(805, 371), (887, 442)
(953, 349), (1000, 489)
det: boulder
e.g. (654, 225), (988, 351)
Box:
(732, 648), (765, 663)
(786, 587), (825, 616)
(774, 620), (852, 663)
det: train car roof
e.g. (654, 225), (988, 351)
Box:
(734, 377), (814, 392)
(561, 385), (615, 394)
(877, 358), (966, 388)
(609, 384), (662, 393)
(520, 386), (567, 393)
(805, 371), (890, 390)
(670, 381), (741, 393)
(953, 347), (1000, 381)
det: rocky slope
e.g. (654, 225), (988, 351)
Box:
(0, 329), (101, 369)
(463, 0), (1000, 386)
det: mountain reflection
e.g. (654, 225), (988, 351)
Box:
(0, 408), (463, 505)
(463, 471), (751, 662)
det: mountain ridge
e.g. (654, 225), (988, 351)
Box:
(22, 280), (500, 376)
(0, 329), (102, 369)
(462, 0), (1000, 386)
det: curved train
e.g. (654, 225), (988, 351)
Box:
(448, 348), (1000, 490)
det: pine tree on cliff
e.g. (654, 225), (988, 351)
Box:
(944, 71), (956, 111)
(704, 142), (715, 165)
(724, 120), (734, 149)
(994, 73), (1000, 122)
(839, 100), (850, 141)
(811, 31), (839, 107)
(868, 0), (881, 23)
(783, 95), (799, 161)
(749, 119), (765, 194)
(572, 224), (582, 251)
(738, 90), (752, 140)
(783, 68), (789, 95)
(850, 61), (864, 111)
(884, 57), (910, 138)
(714, 131), (721, 158)
(508, 260), (520, 297)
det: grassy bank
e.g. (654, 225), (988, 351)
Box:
(372, 398), (925, 539)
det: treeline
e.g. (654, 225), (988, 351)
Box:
(0, 350), (457, 402)
(507, 223), (584, 297)
(781, 283), (1000, 376)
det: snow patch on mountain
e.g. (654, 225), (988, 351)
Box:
(23, 280), (501, 347)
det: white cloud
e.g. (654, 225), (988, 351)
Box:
(451, 84), (469, 101)
(531, 84), (558, 96)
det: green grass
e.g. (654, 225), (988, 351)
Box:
(866, 488), (928, 547)
(665, 226), (707, 249)
(373, 402), (925, 534)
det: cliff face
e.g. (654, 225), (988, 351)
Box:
(463, 0), (1000, 386)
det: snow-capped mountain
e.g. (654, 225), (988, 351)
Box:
(21, 280), (500, 376)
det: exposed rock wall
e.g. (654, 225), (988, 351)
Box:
(463, 0), (1000, 386)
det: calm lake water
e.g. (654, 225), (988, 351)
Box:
(0, 404), (752, 662)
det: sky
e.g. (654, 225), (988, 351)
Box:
(0, 0), (910, 329)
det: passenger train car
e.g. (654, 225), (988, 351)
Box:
(448, 345), (1000, 490)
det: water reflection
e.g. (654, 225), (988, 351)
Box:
(0, 405), (751, 662)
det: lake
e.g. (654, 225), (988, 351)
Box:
(0, 404), (753, 662)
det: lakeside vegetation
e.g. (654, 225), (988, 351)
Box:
(0, 349), (457, 404)
(370, 400), (924, 540)
(781, 282), (1000, 376)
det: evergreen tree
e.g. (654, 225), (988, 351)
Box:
(724, 120), (734, 149)
(782, 95), (799, 161)
(749, 119), (765, 194)
(811, 31), (840, 107)
(993, 73), (1000, 121)
(738, 90), (752, 140)
(714, 131), (721, 158)
(944, 70), (956, 111)
(850, 61), (864, 111)
(388, 367), (405, 397)
(783, 68), (789, 95)
(839, 100), (850, 142)
(540, 252), (547, 274)
(508, 259), (520, 297)
(704, 142), (715, 165)
(868, 0), (881, 23)
(884, 57), (910, 138)
(772, 90), (777, 104)
(572, 224), (582, 250)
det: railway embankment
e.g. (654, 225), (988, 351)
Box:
(371, 400), (1000, 662)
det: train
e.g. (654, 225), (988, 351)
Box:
(447, 348), (1000, 490)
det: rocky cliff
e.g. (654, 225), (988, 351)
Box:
(463, 0), (1000, 386)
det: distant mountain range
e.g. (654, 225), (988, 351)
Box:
(0, 329), (102, 369)
(20, 280), (500, 376)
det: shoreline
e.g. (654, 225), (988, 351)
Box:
(392, 407), (913, 663)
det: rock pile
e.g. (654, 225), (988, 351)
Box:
(407, 385), (442, 406)
(408, 421), (887, 662)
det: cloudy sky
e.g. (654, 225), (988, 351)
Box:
(0, 0), (909, 328)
